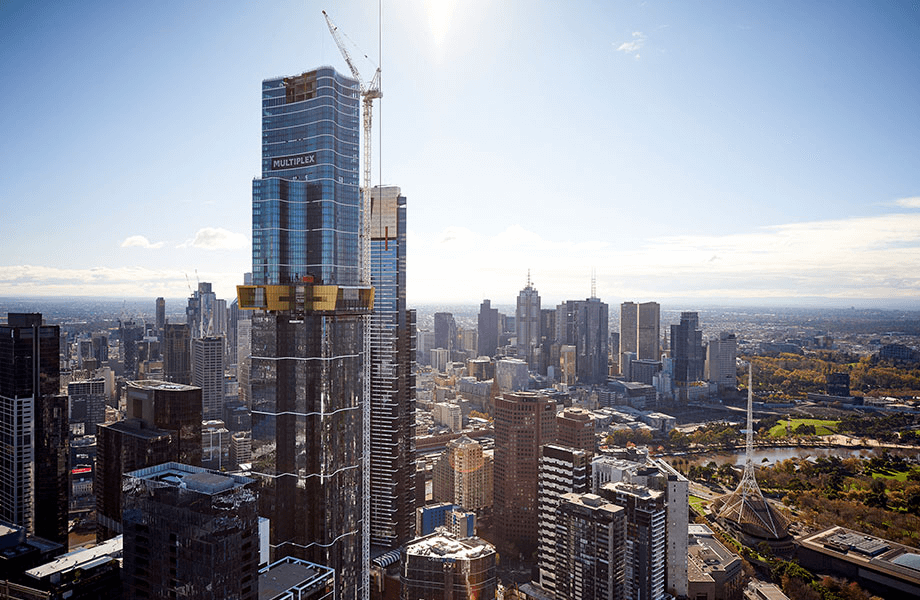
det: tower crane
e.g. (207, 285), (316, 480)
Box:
(322, 9), (381, 286)
(322, 12), (380, 600)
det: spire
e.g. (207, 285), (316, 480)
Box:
(591, 268), (597, 299)
(526, 269), (532, 289)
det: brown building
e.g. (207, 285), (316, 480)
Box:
(556, 407), (595, 455)
(432, 435), (492, 512)
(493, 391), (556, 555)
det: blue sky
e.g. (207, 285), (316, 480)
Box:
(1, 1), (919, 306)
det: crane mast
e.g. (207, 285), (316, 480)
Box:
(323, 11), (380, 600)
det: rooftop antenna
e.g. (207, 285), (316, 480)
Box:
(591, 268), (597, 299)
(527, 269), (532, 288)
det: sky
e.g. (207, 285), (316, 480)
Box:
(1, 1), (919, 308)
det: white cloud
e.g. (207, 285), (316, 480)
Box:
(0, 265), (243, 299)
(616, 31), (646, 55)
(408, 213), (920, 304)
(121, 235), (164, 249)
(180, 228), (248, 250)
(895, 196), (920, 208)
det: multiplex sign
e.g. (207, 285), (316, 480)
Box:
(271, 152), (317, 170)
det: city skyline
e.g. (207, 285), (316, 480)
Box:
(2, 1), (919, 305)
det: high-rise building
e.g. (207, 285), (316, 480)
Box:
(238, 66), (370, 600)
(575, 297), (609, 385)
(119, 319), (144, 379)
(619, 302), (638, 359)
(124, 380), (202, 465)
(592, 449), (689, 599)
(554, 492), (626, 600)
(637, 302), (660, 361)
(95, 418), (175, 540)
(706, 332), (737, 391)
(434, 312), (456, 358)
(192, 335), (225, 420)
(0, 313), (69, 547)
(91, 332), (108, 364)
(516, 276), (541, 368)
(155, 297), (166, 338)
(402, 532), (497, 600)
(671, 311), (705, 385)
(432, 435), (492, 512)
(537, 444), (590, 593)
(122, 462), (258, 600)
(493, 391), (556, 555)
(163, 322), (191, 384)
(556, 407), (596, 455)
(477, 300), (499, 358)
(67, 377), (106, 436)
(601, 482), (667, 600)
(96, 379), (203, 539)
(368, 185), (416, 550)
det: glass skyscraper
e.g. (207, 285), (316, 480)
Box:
(239, 66), (370, 600)
(368, 186), (416, 550)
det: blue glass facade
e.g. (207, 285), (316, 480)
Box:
(246, 67), (366, 600)
(253, 67), (360, 286)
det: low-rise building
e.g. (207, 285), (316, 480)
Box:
(687, 524), (743, 600)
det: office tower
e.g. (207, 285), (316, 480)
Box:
(91, 333), (108, 364)
(537, 444), (590, 593)
(494, 357), (529, 392)
(540, 308), (556, 374)
(95, 419), (175, 540)
(368, 185), (417, 550)
(593, 449), (689, 599)
(0, 313), (69, 547)
(619, 302), (638, 357)
(163, 322), (191, 384)
(124, 380), (202, 467)
(202, 419), (230, 470)
(192, 335), (225, 420)
(119, 319), (144, 379)
(187, 282), (219, 338)
(671, 311), (704, 385)
(493, 391), (556, 555)
(434, 312), (456, 358)
(96, 380), (203, 539)
(637, 302), (660, 361)
(516, 275), (541, 367)
(239, 66), (369, 600)
(556, 407), (596, 455)
(67, 377), (106, 436)
(402, 532), (497, 600)
(432, 435), (492, 512)
(705, 332), (737, 390)
(122, 463), (258, 600)
(155, 297), (166, 337)
(478, 300), (499, 357)
(575, 297), (609, 384)
(560, 345), (577, 386)
(554, 493), (625, 600)
(416, 502), (476, 538)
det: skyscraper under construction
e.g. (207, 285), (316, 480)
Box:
(238, 66), (371, 600)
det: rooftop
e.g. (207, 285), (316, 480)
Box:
(26, 536), (122, 580)
(125, 462), (252, 494)
(406, 533), (495, 561)
(258, 556), (334, 600)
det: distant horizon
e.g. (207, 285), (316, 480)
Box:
(2, 294), (919, 312)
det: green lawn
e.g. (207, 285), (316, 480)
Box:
(689, 495), (709, 515)
(768, 418), (839, 437)
(870, 469), (910, 482)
